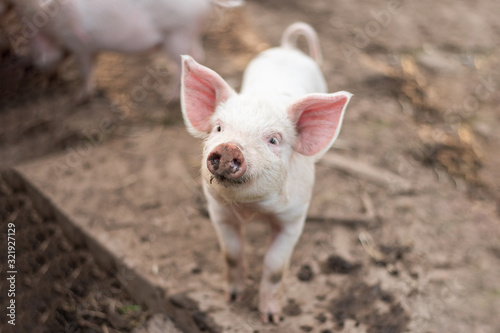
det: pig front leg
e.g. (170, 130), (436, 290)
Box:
(162, 29), (205, 102)
(73, 51), (95, 103)
(259, 216), (305, 323)
(205, 193), (247, 301)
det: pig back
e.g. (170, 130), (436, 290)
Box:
(240, 47), (327, 98)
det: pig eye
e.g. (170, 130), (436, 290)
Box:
(215, 125), (222, 132)
(268, 137), (278, 145)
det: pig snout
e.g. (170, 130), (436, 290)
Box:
(207, 143), (246, 182)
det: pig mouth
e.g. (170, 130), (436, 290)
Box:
(209, 174), (248, 186)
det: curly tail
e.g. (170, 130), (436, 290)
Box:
(280, 22), (323, 65)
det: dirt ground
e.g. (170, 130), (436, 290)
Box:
(1, 0), (500, 332)
(0, 176), (152, 332)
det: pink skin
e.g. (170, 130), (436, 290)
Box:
(181, 22), (352, 324)
(289, 93), (349, 156)
(12, 0), (239, 102)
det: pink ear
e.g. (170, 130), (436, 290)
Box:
(288, 92), (352, 156)
(181, 55), (235, 135)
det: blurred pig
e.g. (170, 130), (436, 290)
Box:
(181, 22), (352, 323)
(11, 0), (243, 102)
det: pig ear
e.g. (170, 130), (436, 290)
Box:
(288, 91), (352, 157)
(181, 55), (235, 137)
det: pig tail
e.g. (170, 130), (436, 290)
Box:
(281, 22), (323, 66)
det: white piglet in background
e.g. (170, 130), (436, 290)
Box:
(11, 0), (242, 102)
(181, 22), (352, 323)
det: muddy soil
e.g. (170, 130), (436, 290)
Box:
(1, 0), (500, 332)
(0, 176), (152, 332)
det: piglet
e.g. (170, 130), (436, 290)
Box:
(11, 0), (242, 102)
(181, 22), (352, 323)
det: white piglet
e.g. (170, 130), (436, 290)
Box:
(181, 22), (352, 323)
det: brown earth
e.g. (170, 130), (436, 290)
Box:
(1, 0), (500, 332)
(0, 176), (152, 332)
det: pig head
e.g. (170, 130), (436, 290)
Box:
(181, 23), (351, 323)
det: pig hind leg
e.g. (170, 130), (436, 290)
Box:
(217, 220), (247, 302)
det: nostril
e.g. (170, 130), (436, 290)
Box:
(209, 153), (221, 170)
(231, 158), (240, 172)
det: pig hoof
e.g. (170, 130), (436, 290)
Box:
(226, 289), (243, 303)
(260, 312), (282, 324)
(259, 298), (282, 323)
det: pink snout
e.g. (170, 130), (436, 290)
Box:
(207, 143), (246, 181)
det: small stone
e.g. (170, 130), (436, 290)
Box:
(297, 264), (314, 281)
(191, 267), (202, 274)
(282, 299), (302, 317)
(322, 255), (360, 274)
(315, 312), (327, 323)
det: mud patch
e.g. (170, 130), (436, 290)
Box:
(0, 176), (151, 333)
(0, 53), (57, 107)
(282, 299), (302, 317)
(297, 263), (314, 281)
(416, 125), (484, 187)
(321, 255), (361, 275)
(170, 293), (222, 333)
(329, 282), (409, 333)
(360, 54), (487, 192)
